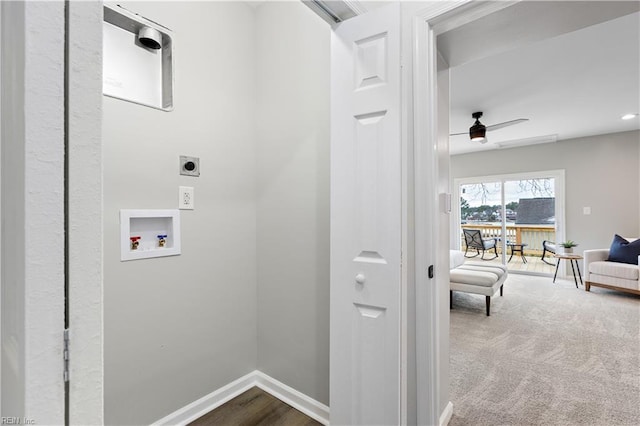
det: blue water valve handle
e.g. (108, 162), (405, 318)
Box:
(157, 234), (168, 248)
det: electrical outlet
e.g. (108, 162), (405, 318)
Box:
(179, 186), (194, 210)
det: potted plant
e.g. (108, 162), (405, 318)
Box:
(560, 240), (578, 254)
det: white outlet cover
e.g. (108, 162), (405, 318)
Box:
(179, 186), (194, 210)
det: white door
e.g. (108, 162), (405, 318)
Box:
(330, 4), (402, 425)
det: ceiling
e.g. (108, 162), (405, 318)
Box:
(440, 1), (640, 155)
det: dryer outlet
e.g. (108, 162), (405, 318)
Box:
(180, 156), (200, 177)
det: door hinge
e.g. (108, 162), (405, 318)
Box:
(63, 328), (70, 383)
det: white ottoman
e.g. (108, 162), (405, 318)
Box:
(450, 261), (508, 316)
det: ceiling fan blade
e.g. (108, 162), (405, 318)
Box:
(449, 131), (468, 136)
(486, 118), (529, 132)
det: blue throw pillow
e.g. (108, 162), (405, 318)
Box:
(607, 234), (640, 265)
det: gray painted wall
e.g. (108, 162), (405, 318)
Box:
(255, 2), (330, 406)
(1, 2), (26, 414)
(103, 1), (332, 423)
(103, 2), (258, 424)
(451, 130), (640, 254)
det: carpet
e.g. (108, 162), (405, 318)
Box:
(449, 274), (640, 426)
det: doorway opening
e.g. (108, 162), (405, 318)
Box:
(417, 1), (639, 424)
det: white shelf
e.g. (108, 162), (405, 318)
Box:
(120, 209), (181, 261)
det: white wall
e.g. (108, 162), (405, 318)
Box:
(103, 2), (257, 424)
(1, 1), (65, 422)
(451, 130), (640, 253)
(254, 2), (330, 405)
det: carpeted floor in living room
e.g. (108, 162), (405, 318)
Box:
(449, 274), (640, 426)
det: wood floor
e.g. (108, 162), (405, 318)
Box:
(468, 253), (557, 275)
(188, 387), (322, 426)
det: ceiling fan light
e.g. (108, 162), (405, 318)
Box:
(469, 122), (486, 141)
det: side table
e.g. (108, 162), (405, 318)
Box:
(553, 253), (584, 288)
(507, 242), (528, 263)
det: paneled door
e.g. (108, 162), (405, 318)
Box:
(330, 3), (402, 425)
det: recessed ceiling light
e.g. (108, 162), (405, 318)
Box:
(621, 113), (639, 120)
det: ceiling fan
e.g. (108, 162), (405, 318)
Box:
(450, 111), (529, 143)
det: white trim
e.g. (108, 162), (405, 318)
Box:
(426, 1), (519, 36)
(343, 0), (368, 16)
(66, 2), (104, 424)
(152, 372), (257, 426)
(152, 371), (330, 426)
(439, 401), (454, 426)
(254, 371), (330, 425)
(454, 169), (566, 187)
(412, 8), (439, 425)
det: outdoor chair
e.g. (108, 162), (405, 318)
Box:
(463, 229), (498, 260)
(541, 240), (556, 265)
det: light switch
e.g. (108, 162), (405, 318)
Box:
(179, 186), (194, 210)
(583, 206), (591, 215)
(440, 193), (452, 213)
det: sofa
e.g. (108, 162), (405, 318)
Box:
(583, 237), (640, 296)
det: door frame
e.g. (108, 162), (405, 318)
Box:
(65, 2), (104, 424)
(0, 2), (104, 423)
(1, 2), (66, 422)
(408, 1), (521, 424)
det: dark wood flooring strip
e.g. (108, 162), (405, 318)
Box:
(188, 386), (322, 426)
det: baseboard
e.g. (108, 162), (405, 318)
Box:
(439, 401), (453, 426)
(254, 371), (330, 425)
(152, 370), (330, 426)
(152, 371), (256, 425)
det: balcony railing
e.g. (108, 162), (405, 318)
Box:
(461, 223), (555, 254)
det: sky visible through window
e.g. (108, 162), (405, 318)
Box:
(461, 178), (555, 207)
